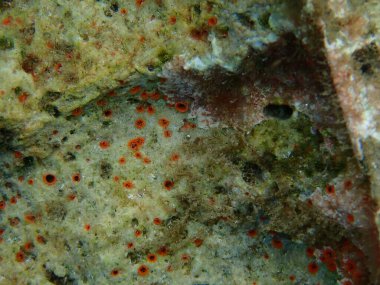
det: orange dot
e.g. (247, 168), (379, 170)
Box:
(43, 174), (57, 186)
(143, 157), (151, 164)
(140, 91), (149, 100)
(308, 262), (319, 275)
(123, 180), (134, 189)
(170, 153), (180, 161)
(149, 92), (160, 101)
(347, 213), (355, 223)
(96, 99), (107, 106)
(137, 264), (149, 277)
(0, 200), (5, 210)
(103, 109), (112, 117)
(67, 194), (76, 201)
(113, 176), (120, 182)
(108, 90), (117, 97)
(120, 8), (128, 15)
(175, 102), (189, 113)
(2, 16), (12, 26)
(289, 275), (296, 282)
(72, 107), (83, 117)
(24, 213), (36, 224)
(99, 140), (110, 149)
(119, 156), (126, 165)
(153, 218), (161, 225)
(158, 118), (170, 128)
(127, 242), (134, 249)
(130, 85), (141, 95)
(168, 16), (176, 24)
(147, 105), (155, 114)
(84, 224), (91, 231)
(208, 16), (218, 26)
(18, 92), (29, 104)
(111, 269), (120, 277)
(135, 230), (142, 237)
(136, 105), (145, 113)
(271, 238), (283, 249)
(157, 246), (168, 256)
(135, 118), (146, 129)
(163, 180), (174, 190)
(326, 261), (337, 272)
(23, 241), (34, 252)
(72, 173), (81, 183)
(134, 152), (143, 159)
(247, 229), (257, 238)
(36, 235), (46, 244)
(147, 253), (157, 263)
(163, 130), (172, 138)
(128, 137), (145, 151)
(194, 238), (203, 247)
(15, 251), (25, 262)
(181, 254), (191, 262)
(10, 196), (17, 204)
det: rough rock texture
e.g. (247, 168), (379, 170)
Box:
(0, 0), (379, 284)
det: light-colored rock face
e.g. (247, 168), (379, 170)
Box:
(0, 1), (379, 285)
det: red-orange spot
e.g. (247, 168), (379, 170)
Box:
(168, 16), (176, 25)
(308, 262), (319, 275)
(99, 140), (110, 149)
(208, 16), (218, 26)
(136, 105), (145, 113)
(67, 194), (76, 201)
(134, 152), (143, 159)
(137, 264), (149, 277)
(140, 91), (149, 100)
(111, 269), (120, 277)
(170, 153), (180, 161)
(135, 229), (142, 237)
(326, 184), (335, 195)
(181, 254), (191, 263)
(143, 157), (151, 164)
(344, 259), (356, 273)
(344, 180), (353, 190)
(36, 235), (46, 244)
(271, 238), (283, 249)
(163, 180), (174, 190)
(23, 241), (34, 252)
(18, 92), (29, 104)
(247, 229), (257, 238)
(150, 92), (160, 101)
(24, 213), (36, 224)
(104, 109), (112, 117)
(0, 200), (5, 210)
(54, 63), (62, 73)
(0, 229), (4, 235)
(108, 90), (117, 97)
(10, 196), (17, 204)
(135, 118), (146, 129)
(128, 137), (145, 151)
(147, 253), (157, 263)
(347, 213), (355, 223)
(158, 118), (170, 128)
(120, 8), (128, 15)
(43, 173), (57, 186)
(84, 224), (91, 231)
(130, 86), (141, 95)
(15, 251), (25, 262)
(113, 176), (120, 182)
(326, 261), (337, 272)
(147, 105), (155, 114)
(175, 102), (189, 113)
(96, 99), (107, 107)
(2, 16), (12, 26)
(289, 275), (296, 282)
(127, 242), (134, 249)
(123, 180), (134, 189)
(119, 156), (126, 165)
(153, 217), (161, 225)
(194, 238), (203, 247)
(157, 246), (168, 256)
(72, 107), (83, 117)
(163, 130), (172, 138)
(72, 173), (81, 183)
